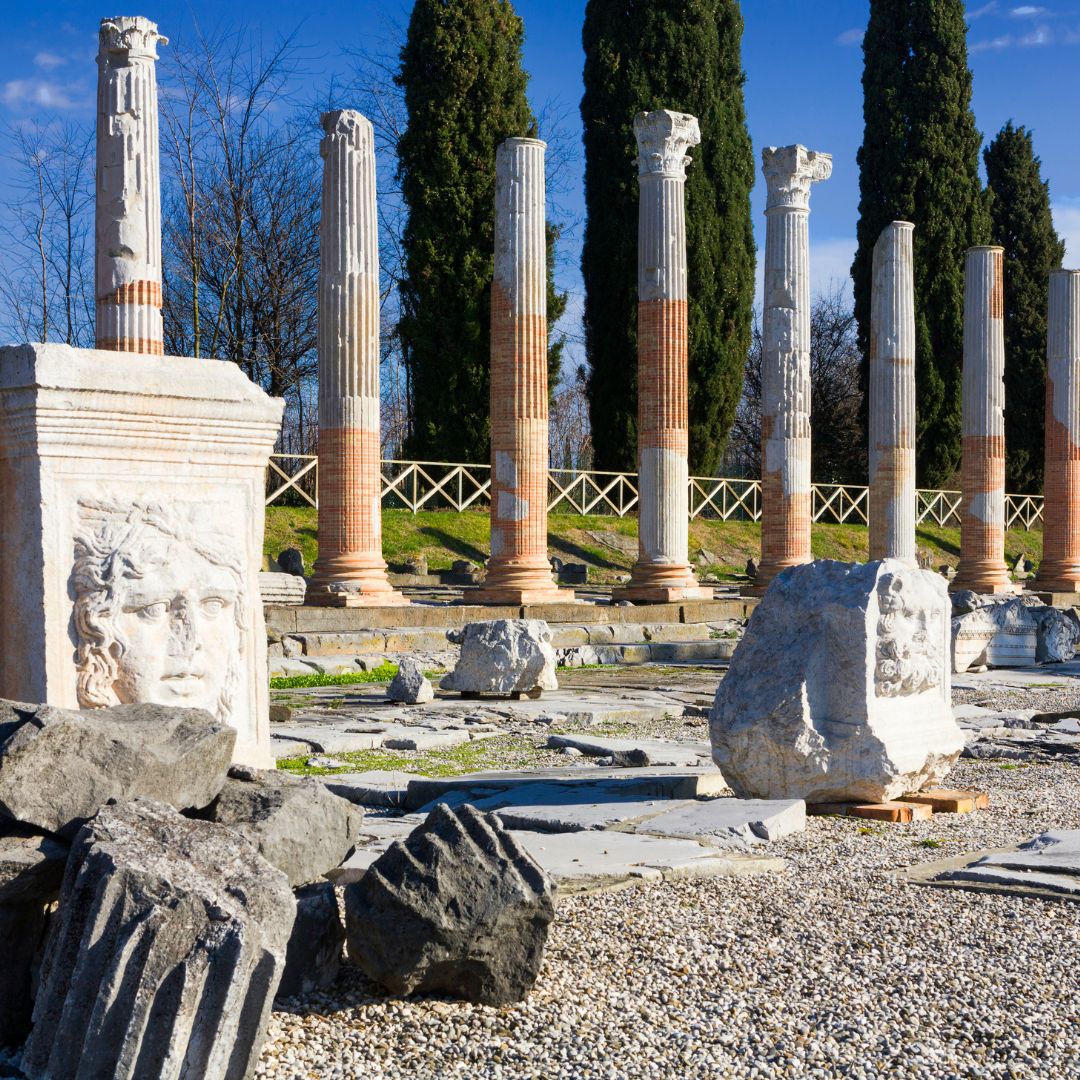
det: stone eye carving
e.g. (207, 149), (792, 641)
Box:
(71, 500), (247, 724)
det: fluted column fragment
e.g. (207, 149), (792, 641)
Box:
(309, 110), (406, 606)
(1034, 270), (1080, 593)
(95, 16), (166, 355)
(954, 246), (1011, 593)
(614, 110), (711, 604)
(752, 144), (832, 593)
(475, 138), (563, 604)
(869, 221), (917, 563)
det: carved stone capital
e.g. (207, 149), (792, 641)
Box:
(99, 16), (167, 60)
(634, 110), (701, 181)
(320, 109), (372, 144)
(762, 145), (832, 211)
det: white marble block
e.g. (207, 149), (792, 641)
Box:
(0, 343), (283, 767)
(711, 559), (964, 803)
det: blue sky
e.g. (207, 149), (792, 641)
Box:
(4, 0), (1080, 347)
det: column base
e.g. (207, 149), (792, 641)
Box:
(744, 557), (810, 596)
(1031, 562), (1080, 596)
(308, 554), (410, 607)
(612, 561), (713, 604)
(474, 557), (564, 606)
(472, 586), (574, 605)
(950, 561), (1014, 594)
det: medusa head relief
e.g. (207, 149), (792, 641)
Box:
(874, 573), (945, 699)
(71, 500), (247, 724)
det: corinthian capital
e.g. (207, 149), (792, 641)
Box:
(99, 16), (167, 60)
(762, 145), (832, 211)
(320, 109), (373, 159)
(634, 110), (701, 181)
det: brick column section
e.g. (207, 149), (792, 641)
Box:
(613, 110), (712, 604)
(95, 17), (166, 355)
(475, 138), (564, 605)
(953, 246), (1011, 593)
(1034, 270), (1080, 593)
(750, 145), (832, 594)
(869, 221), (917, 563)
(309, 111), (407, 607)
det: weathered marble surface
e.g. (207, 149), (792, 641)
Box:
(712, 559), (963, 802)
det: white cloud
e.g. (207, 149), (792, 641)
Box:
(835, 27), (863, 46)
(1010, 5), (1047, 16)
(1052, 198), (1080, 267)
(0, 78), (83, 110)
(967, 2), (999, 20)
(970, 23), (1054, 50)
(33, 51), (65, 71)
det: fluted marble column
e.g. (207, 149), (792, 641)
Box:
(1034, 270), (1080, 593)
(614, 110), (711, 604)
(95, 16), (166, 355)
(751, 144), (832, 594)
(869, 221), (917, 563)
(954, 246), (1011, 594)
(475, 138), (564, 605)
(309, 111), (407, 607)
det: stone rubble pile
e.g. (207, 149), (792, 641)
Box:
(949, 593), (1080, 673)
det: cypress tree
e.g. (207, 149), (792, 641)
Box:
(984, 122), (1065, 494)
(580, 0), (755, 474)
(396, 0), (565, 462)
(852, 0), (990, 487)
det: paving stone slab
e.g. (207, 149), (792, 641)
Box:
(546, 733), (711, 767)
(270, 721), (503, 756)
(403, 766), (730, 811)
(630, 798), (806, 845)
(322, 771), (412, 808)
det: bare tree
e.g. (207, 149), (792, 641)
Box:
(0, 120), (94, 346)
(726, 286), (867, 484)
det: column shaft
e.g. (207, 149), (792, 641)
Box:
(475, 139), (563, 604)
(95, 17), (166, 355)
(615, 110), (710, 604)
(752, 145), (832, 594)
(309, 111), (406, 607)
(869, 221), (917, 563)
(1035, 270), (1080, 593)
(954, 246), (1011, 593)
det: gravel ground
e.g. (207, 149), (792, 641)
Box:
(952, 682), (1080, 714)
(257, 756), (1080, 1080)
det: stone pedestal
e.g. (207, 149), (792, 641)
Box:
(475, 138), (564, 605)
(869, 221), (917, 563)
(95, 16), (166, 355)
(0, 343), (283, 768)
(749, 145), (832, 596)
(1034, 270), (1080, 592)
(613, 111), (711, 604)
(953, 246), (1011, 594)
(309, 111), (406, 608)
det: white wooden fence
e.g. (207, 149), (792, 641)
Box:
(266, 455), (1043, 530)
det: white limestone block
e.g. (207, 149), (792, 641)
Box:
(441, 620), (558, 696)
(710, 559), (963, 803)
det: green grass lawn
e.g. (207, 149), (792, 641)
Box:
(265, 506), (1043, 584)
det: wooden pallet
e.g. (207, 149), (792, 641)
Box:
(808, 789), (989, 823)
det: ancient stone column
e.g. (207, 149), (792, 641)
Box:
(614, 110), (711, 604)
(1034, 270), (1080, 594)
(309, 111), (407, 607)
(954, 246), (1011, 594)
(475, 138), (563, 605)
(869, 221), (917, 564)
(752, 145), (832, 594)
(95, 16), (166, 355)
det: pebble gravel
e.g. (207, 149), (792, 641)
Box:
(257, 751), (1080, 1080)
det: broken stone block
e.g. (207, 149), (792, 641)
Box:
(0, 700), (234, 838)
(386, 658), (434, 704)
(259, 570), (307, 605)
(1031, 606), (1080, 663)
(277, 881), (346, 1000)
(951, 608), (998, 674)
(950, 589), (983, 616)
(192, 766), (363, 887)
(22, 799), (294, 1080)
(344, 803), (555, 1004)
(710, 559), (963, 803)
(985, 598), (1038, 667)
(441, 620), (558, 697)
(0, 823), (68, 905)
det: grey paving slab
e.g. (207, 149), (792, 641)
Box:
(546, 733), (710, 767)
(321, 771), (412, 809)
(631, 798), (806, 846)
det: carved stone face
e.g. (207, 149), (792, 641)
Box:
(110, 539), (240, 712)
(875, 574), (945, 699)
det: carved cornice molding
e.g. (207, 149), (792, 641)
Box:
(762, 145), (832, 211)
(634, 110), (701, 181)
